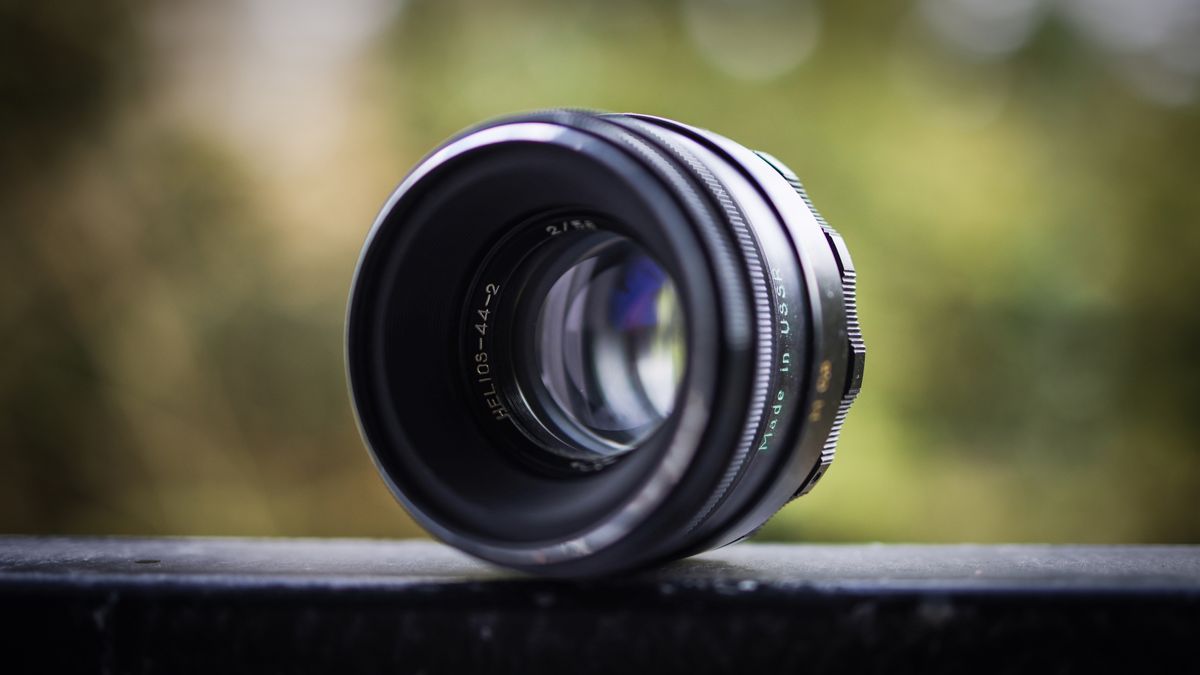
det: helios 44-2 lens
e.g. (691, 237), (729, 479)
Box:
(346, 110), (865, 576)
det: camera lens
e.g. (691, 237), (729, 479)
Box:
(517, 230), (685, 459)
(347, 110), (865, 576)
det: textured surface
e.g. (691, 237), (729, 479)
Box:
(2, 537), (1198, 674)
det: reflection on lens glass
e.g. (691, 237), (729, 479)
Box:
(534, 235), (685, 455)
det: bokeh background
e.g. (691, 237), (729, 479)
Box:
(2, 0), (1198, 543)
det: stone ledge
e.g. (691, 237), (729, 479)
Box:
(3, 537), (1197, 674)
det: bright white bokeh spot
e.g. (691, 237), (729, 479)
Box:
(683, 0), (821, 81)
(1061, 0), (1200, 107)
(918, 0), (1044, 61)
(914, 0), (1200, 107)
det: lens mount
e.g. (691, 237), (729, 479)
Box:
(346, 110), (864, 576)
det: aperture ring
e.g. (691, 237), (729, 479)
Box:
(754, 151), (865, 497)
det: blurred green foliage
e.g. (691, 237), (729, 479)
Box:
(1, 0), (1197, 543)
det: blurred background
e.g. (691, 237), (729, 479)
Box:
(2, 0), (1198, 544)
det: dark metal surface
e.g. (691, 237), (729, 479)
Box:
(2, 537), (1198, 674)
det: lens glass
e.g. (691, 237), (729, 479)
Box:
(530, 233), (685, 456)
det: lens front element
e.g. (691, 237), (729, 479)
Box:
(524, 231), (685, 459)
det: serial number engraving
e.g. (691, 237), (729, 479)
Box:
(816, 360), (832, 393)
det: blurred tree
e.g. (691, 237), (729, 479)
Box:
(1, 0), (1197, 543)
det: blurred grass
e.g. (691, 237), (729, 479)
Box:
(1, 0), (1198, 543)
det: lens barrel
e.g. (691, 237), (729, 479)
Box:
(346, 110), (864, 576)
